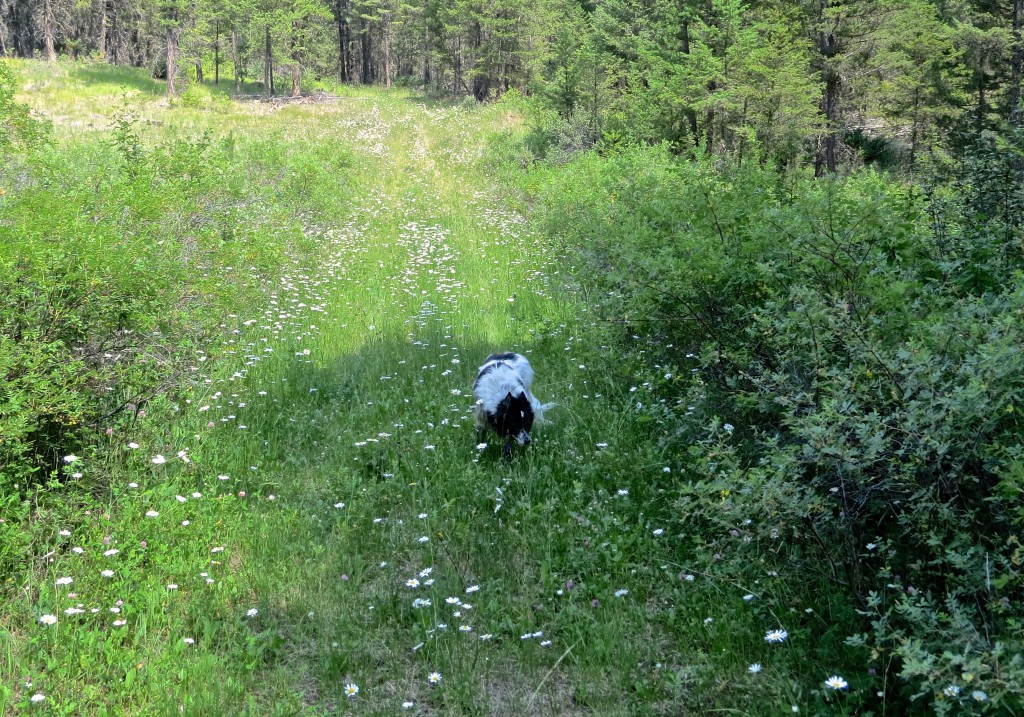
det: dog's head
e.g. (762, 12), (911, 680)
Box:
(490, 390), (535, 445)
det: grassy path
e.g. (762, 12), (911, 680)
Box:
(3, 70), (647, 716)
(7, 64), (801, 717)
(174, 96), (647, 714)
(218, 95), (597, 714)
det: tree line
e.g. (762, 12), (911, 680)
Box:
(2, 0), (1023, 171)
(0, 0), (555, 99)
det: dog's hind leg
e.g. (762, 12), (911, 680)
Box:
(474, 403), (488, 444)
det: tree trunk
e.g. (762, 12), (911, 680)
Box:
(231, 27), (240, 92)
(214, 19), (219, 85)
(43, 0), (57, 62)
(1010, 0), (1024, 124)
(11, 0), (34, 57)
(817, 65), (840, 175)
(334, 0), (349, 82)
(291, 31), (301, 96)
(360, 24), (371, 84)
(134, 10), (152, 66)
(338, 15), (349, 82)
(131, 27), (145, 66)
(422, 19), (430, 87)
(705, 106), (715, 153)
(110, 0), (123, 64)
(815, 19), (842, 177)
(264, 24), (273, 97)
(167, 20), (180, 97)
(98, 0), (107, 59)
(382, 15), (391, 88)
(909, 87), (920, 168)
(453, 36), (461, 95)
(681, 20), (698, 145)
(977, 84), (986, 131)
(470, 21), (486, 100)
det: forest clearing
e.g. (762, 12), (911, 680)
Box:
(2, 1), (1024, 713)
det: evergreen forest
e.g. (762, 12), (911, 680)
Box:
(3, 0), (1024, 168)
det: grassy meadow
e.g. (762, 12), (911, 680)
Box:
(4, 61), (884, 716)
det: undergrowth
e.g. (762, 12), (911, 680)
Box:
(521, 137), (1024, 714)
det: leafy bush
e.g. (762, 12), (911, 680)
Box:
(517, 97), (604, 164)
(175, 83), (232, 112)
(528, 140), (1024, 712)
(0, 62), (51, 151)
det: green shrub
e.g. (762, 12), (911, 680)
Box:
(529, 140), (1024, 712)
(176, 82), (219, 110)
(0, 61), (51, 151)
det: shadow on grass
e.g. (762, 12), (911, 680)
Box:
(66, 62), (265, 99)
(309, 77), (474, 110)
(67, 62), (166, 96)
(225, 329), (561, 489)
(60, 62), (484, 112)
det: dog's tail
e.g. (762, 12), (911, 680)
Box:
(533, 400), (556, 423)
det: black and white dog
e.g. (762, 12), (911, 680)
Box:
(473, 352), (551, 459)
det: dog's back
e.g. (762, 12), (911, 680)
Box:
(476, 353), (535, 394)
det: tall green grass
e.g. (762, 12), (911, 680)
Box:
(2, 60), (905, 716)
